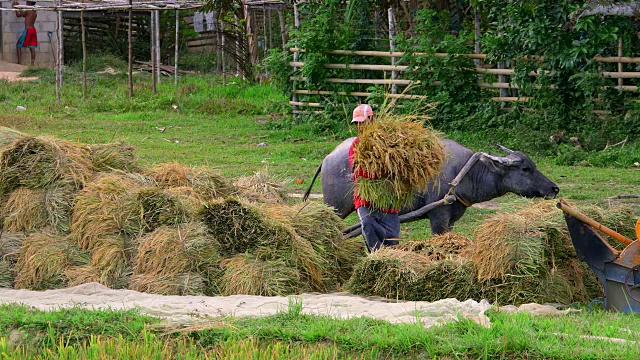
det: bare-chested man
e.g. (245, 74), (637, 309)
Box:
(13, 1), (38, 66)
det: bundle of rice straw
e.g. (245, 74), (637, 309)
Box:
(0, 232), (23, 288)
(0, 136), (94, 194)
(0, 127), (25, 149)
(0, 261), (14, 288)
(345, 248), (433, 300)
(352, 112), (445, 210)
(130, 223), (219, 295)
(396, 232), (472, 260)
(89, 142), (140, 172)
(14, 232), (89, 290)
(2, 184), (77, 232)
(234, 167), (289, 204)
(146, 162), (234, 201)
(410, 257), (481, 302)
(201, 198), (290, 256)
(218, 253), (300, 296)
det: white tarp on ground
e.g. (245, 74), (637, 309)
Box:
(0, 283), (579, 328)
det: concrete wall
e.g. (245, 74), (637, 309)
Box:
(1, 1), (57, 67)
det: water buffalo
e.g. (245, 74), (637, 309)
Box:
(303, 138), (559, 235)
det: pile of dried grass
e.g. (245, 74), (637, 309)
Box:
(1, 184), (76, 232)
(14, 232), (88, 290)
(234, 167), (289, 204)
(413, 257), (480, 302)
(130, 223), (218, 295)
(147, 162), (234, 201)
(0, 232), (23, 288)
(352, 113), (445, 210)
(218, 253), (300, 296)
(0, 136), (94, 194)
(0, 127), (25, 149)
(346, 248), (433, 300)
(89, 142), (140, 172)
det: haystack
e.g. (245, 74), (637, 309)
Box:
(2, 184), (77, 232)
(218, 253), (300, 296)
(130, 222), (219, 295)
(352, 114), (445, 210)
(201, 198), (287, 256)
(0, 136), (94, 194)
(89, 142), (140, 172)
(346, 248), (433, 300)
(14, 232), (89, 290)
(0, 232), (23, 288)
(0, 261), (14, 288)
(234, 167), (289, 204)
(0, 126), (25, 149)
(146, 162), (234, 201)
(411, 257), (481, 302)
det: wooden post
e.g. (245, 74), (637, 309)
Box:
(618, 37), (623, 88)
(128, 0), (133, 97)
(267, 7), (273, 52)
(235, 14), (241, 76)
(474, 5), (481, 69)
(81, 10), (86, 99)
(292, 3), (299, 114)
(55, 0), (63, 103)
(262, 5), (268, 59)
(175, 9), (179, 86)
(215, 16), (221, 73)
(388, 8), (397, 94)
(151, 11), (157, 93)
(278, 8), (286, 49)
(155, 10), (161, 84)
(221, 19), (226, 86)
(244, 2), (257, 65)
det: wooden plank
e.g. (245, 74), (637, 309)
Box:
(290, 76), (414, 85)
(293, 89), (427, 99)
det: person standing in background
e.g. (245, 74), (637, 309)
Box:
(13, 1), (38, 66)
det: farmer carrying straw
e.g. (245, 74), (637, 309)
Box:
(13, 1), (38, 66)
(349, 104), (400, 252)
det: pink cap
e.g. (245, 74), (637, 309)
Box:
(351, 104), (374, 123)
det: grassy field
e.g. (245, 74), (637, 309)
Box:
(1, 57), (640, 358)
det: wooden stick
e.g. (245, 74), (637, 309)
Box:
(290, 76), (414, 85)
(151, 11), (157, 93)
(289, 101), (322, 107)
(618, 38), (624, 88)
(221, 19), (226, 86)
(81, 9), (86, 99)
(278, 8), (286, 49)
(601, 71), (640, 78)
(174, 9), (179, 86)
(557, 199), (634, 245)
(235, 14), (241, 76)
(388, 7), (397, 94)
(291, 3), (299, 115)
(289, 62), (408, 71)
(293, 89), (427, 99)
(595, 56), (640, 63)
(128, 0), (133, 97)
(155, 10), (161, 84)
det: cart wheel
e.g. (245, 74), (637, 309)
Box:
(623, 264), (640, 303)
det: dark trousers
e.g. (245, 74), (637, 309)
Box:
(357, 206), (400, 252)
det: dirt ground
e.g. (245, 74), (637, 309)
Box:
(0, 60), (38, 82)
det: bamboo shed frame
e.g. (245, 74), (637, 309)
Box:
(1, 0), (205, 102)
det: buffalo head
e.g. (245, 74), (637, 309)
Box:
(480, 144), (559, 199)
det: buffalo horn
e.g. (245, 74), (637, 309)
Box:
(483, 153), (521, 166)
(495, 143), (515, 154)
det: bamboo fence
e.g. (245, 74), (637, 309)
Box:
(288, 48), (640, 112)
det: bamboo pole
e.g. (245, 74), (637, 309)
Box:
(151, 11), (157, 93)
(221, 19), (226, 86)
(215, 17), (221, 72)
(81, 10), (86, 99)
(291, 3), (299, 114)
(601, 71), (640, 78)
(290, 76), (414, 85)
(128, 0), (133, 97)
(289, 62), (407, 71)
(595, 56), (640, 63)
(293, 89), (427, 99)
(262, 4), (267, 59)
(474, 6), (481, 68)
(175, 9), (179, 86)
(235, 14), (241, 75)
(618, 37), (623, 88)
(155, 10), (161, 84)
(388, 8), (397, 94)
(55, 0), (63, 103)
(278, 8), (286, 49)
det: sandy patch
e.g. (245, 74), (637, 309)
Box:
(0, 61), (38, 82)
(0, 283), (578, 328)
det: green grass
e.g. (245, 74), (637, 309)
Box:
(1, 304), (640, 359)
